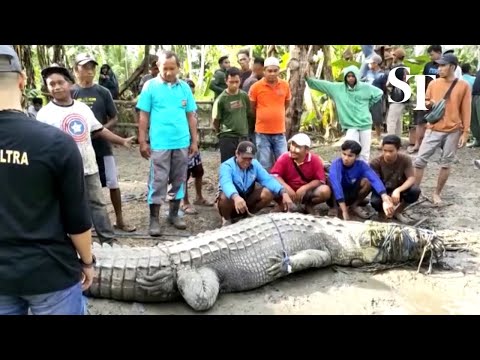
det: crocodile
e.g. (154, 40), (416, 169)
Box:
(86, 212), (445, 311)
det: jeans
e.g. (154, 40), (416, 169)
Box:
(255, 133), (288, 170)
(0, 282), (88, 315)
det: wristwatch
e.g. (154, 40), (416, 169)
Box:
(80, 254), (96, 268)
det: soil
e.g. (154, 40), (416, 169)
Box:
(87, 139), (480, 315)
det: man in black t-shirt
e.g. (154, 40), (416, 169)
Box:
(72, 53), (136, 233)
(0, 45), (94, 315)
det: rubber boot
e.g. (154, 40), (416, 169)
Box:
(149, 204), (162, 237)
(168, 200), (187, 230)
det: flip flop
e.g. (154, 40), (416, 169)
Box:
(113, 223), (137, 232)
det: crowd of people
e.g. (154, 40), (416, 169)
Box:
(0, 44), (478, 315)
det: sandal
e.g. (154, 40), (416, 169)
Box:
(181, 204), (198, 215)
(193, 199), (214, 207)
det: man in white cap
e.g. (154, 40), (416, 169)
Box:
(0, 45), (93, 314)
(249, 56), (291, 171)
(270, 133), (331, 214)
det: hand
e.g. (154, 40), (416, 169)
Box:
(123, 136), (135, 149)
(189, 142), (199, 156)
(81, 266), (94, 291)
(425, 100), (434, 109)
(391, 189), (401, 206)
(233, 195), (248, 214)
(282, 192), (295, 212)
(382, 199), (395, 218)
(284, 185), (296, 202)
(295, 186), (308, 203)
(139, 142), (151, 160)
(458, 132), (468, 148)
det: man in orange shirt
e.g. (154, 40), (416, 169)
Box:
(414, 53), (471, 205)
(249, 57), (291, 171)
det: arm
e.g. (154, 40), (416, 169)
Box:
(328, 159), (345, 204)
(136, 83), (152, 159)
(98, 127), (131, 147)
(284, 83), (292, 110)
(461, 84), (472, 134)
(361, 161), (387, 197)
(211, 96), (221, 132)
(369, 83), (384, 107)
(185, 85), (199, 153)
(209, 70), (226, 94)
(396, 162), (416, 194)
(219, 163), (239, 199)
(102, 88), (118, 130)
(305, 76), (337, 98)
(256, 162), (284, 197)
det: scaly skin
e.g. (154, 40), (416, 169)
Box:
(85, 213), (445, 311)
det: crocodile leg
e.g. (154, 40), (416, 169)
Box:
(267, 249), (332, 278)
(177, 267), (220, 311)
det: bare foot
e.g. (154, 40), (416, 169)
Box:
(432, 193), (443, 205)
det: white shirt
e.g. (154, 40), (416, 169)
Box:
(454, 65), (463, 79)
(36, 100), (103, 176)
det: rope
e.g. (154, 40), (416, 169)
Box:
(269, 217), (292, 274)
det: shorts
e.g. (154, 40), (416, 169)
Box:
(413, 110), (427, 126)
(187, 152), (204, 180)
(414, 129), (461, 169)
(327, 180), (362, 207)
(96, 155), (119, 189)
(370, 99), (384, 127)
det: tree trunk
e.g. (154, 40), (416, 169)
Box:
(285, 45), (311, 139)
(186, 45), (192, 78)
(321, 45), (333, 81)
(52, 45), (65, 65)
(267, 45), (277, 58)
(198, 45), (207, 91)
(14, 45), (35, 90)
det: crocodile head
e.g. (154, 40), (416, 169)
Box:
(358, 221), (445, 264)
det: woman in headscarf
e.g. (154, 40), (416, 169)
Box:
(99, 64), (119, 99)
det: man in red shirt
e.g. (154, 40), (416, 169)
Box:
(270, 133), (331, 213)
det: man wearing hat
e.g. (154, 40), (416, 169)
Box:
(217, 141), (293, 226)
(71, 53), (136, 234)
(0, 46), (93, 314)
(413, 53), (472, 205)
(249, 56), (291, 171)
(270, 133), (331, 214)
(37, 63), (135, 245)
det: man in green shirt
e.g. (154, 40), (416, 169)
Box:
(212, 67), (254, 163)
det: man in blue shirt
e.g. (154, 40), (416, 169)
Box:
(136, 50), (199, 235)
(217, 141), (294, 226)
(328, 140), (394, 220)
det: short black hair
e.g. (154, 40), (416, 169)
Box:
(427, 45), (442, 54)
(341, 140), (362, 155)
(226, 67), (241, 79)
(158, 50), (180, 67)
(461, 63), (471, 74)
(237, 49), (249, 58)
(218, 56), (229, 65)
(382, 134), (401, 149)
(253, 57), (264, 66)
(184, 78), (195, 88)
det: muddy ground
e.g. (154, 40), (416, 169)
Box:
(87, 138), (480, 315)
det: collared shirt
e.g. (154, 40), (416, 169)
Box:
(136, 77), (197, 150)
(219, 157), (284, 199)
(270, 152), (326, 191)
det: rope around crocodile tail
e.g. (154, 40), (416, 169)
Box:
(360, 222), (446, 274)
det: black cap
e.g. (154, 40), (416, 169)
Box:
(41, 63), (75, 83)
(75, 53), (98, 66)
(237, 141), (256, 158)
(0, 45), (22, 73)
(436, 54), (458, 66)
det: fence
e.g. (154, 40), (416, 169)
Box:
(113, 100), (218, 149)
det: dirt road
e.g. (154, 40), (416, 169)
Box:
(87, 142), (480, 315)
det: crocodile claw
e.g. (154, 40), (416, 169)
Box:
(267, 255), (284, 278)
